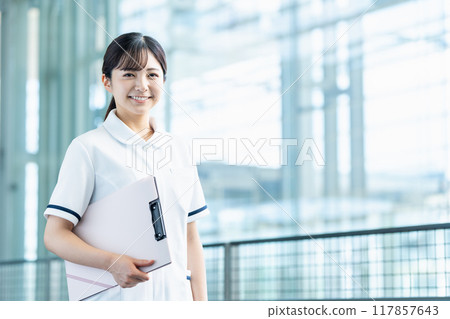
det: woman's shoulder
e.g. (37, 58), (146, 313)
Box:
(70, 125), (109, 149)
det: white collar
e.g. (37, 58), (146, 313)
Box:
(102, 109), (171, 148)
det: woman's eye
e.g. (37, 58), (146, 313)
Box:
(123, 73), (134, 77)
(148, 73), (158, 78)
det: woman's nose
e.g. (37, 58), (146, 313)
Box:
(135, 76), (149, 92)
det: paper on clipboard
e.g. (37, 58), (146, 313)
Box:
(64, 176), (171, 301)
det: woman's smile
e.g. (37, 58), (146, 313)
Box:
(129, 95), (152, 103)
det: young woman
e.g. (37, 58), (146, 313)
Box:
(43, 32), (209, 301)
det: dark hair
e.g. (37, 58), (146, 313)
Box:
(103, 32), (167, 120)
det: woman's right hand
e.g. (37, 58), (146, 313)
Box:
(107, 254), (155, 288)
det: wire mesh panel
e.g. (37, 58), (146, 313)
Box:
(47, 259), (68, 300)
(0, 260), (25, 300)
(204, 244), (225, 300)
(0, 259), (68, 300)
(203, 224), (450, 300)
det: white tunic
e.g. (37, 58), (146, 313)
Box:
(44, 110), (209, 300)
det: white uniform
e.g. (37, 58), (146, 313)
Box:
(44, 110), (209, 301)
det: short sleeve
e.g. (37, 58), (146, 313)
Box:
(43, 139), (95, 226)
(186, 166), (210, 223)
(169, 134), (210, 223)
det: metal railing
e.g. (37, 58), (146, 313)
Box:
(0, 257), (67, 301)
(1, 223), (450, 300)
(203, 223), (450, 300)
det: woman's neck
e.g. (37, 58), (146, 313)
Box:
(115, 109), (154, 141)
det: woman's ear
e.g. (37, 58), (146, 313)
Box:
(102, 74), (112, 93)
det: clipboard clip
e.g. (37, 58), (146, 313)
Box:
(149, 199), (167, 241)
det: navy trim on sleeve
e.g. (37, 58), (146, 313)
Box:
(188, 205), (207, 217)
(47, 204), (81, 221)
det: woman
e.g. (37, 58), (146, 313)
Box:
(43, 32), (209, 301)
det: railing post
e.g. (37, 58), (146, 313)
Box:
(45, 259), (51, 300)
(224, 243), (232, 301)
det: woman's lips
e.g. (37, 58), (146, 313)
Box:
(129, 96), (151, 102)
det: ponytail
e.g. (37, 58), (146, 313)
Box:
(104, 97), (116, 120)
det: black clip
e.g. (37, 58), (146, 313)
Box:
(149, 199), (166, 241)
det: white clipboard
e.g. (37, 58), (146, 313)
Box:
(64, 176), (171, 301)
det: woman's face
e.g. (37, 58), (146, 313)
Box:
(102, 50), (164, 118)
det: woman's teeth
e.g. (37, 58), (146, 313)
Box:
(130, 96), (149, 101)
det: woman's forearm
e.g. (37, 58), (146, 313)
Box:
(44, 215), (116, 271)
(187, 222), (208, 301)
(44, 215), (153, 288)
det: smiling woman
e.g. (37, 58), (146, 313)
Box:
(42, 32), (210, 301)
(102, 54), (164, 138)
(102, 33), (167, 124)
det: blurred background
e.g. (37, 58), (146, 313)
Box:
(1, 0), (450, 300)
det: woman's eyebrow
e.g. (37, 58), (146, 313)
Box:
(120, 67), (161, 72)
(120, 68), (139, 71)
(145, 68), (161, 72)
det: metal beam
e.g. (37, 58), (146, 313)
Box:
(0, 0), (28, 261)
(348, 1), (366, 196)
